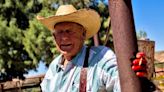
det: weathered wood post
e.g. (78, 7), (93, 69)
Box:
(138, 40), (155, 79)
(108, 0), (142, 92)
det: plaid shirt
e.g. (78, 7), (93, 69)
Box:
(41, 45), (120, 92)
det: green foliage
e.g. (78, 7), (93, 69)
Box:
(155, 63), (164, 68)
(23, 19), (58, 66)
(0, 0), (50, 82)
(0, 18), (29, 81)
(137, 30), (148, 39)
(152, 75), (164, 91)
(0, 0), (42, 30)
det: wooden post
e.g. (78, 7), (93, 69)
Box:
(138, 40), (155, 79)
(93, 34), (99, 46)
(108, 0), (141, 92)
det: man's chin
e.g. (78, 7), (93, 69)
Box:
(60, 50), (76, 55)
(60, 50), (71, 55)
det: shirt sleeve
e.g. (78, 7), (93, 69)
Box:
(104, 66), (120, 92)
(97, 47), (121, 92)
(40, 64), (53, 92)
(102, 58), (121, 92)
(40, 60), (57, 92)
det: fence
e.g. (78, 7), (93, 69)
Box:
(0, 74), (44, 92)
(154, 62), (164, 77)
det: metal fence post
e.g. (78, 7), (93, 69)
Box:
(108, 0), (141, 92)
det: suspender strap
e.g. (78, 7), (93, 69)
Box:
(79, 47), (90, 92)
(83, 46), (90, 67)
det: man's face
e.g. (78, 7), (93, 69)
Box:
(52, 22), (86, 60)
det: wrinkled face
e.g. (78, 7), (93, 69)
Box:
(52, 22), (86, 60)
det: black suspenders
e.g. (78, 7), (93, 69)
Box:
(83, 47), (90, 67)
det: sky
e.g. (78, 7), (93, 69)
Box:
(132, 0), (164, 51)
(24, 61), (47, 77)
(27, 0), (164, 76)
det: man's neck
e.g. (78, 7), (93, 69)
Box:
(63, 55), (73, 61)
(62, 55), (73, 68)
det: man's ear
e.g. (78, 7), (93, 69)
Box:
(82, 29), (86, 38)
(83, 32), (86, 37)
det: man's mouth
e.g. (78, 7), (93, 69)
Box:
(60, 44), (73, 51)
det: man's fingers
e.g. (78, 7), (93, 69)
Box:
(132, 58), (147, 65)
(132, 65), (147, 71)
(136, 52), (145, 58)
(136, 72), (147, 78)
(132, 52), (148, 78)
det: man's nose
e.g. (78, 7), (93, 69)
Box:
(61, 32), (69, 40)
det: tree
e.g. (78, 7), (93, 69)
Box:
(137, 30), (148, 40)
(0, 0), (51, 82)
(0, 18), (31, 81)
(0, 0), (43, 30)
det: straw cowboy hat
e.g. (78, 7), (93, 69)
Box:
(37, 5), (101, 39)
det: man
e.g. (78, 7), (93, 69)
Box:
(37, 5), (147, 92)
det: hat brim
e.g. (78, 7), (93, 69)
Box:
(37, 9), (101, 39)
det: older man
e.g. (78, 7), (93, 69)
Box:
(37, 5), (147, 92)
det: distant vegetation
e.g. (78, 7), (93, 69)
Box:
(137, 30), (148, 40)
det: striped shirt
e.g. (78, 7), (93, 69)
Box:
(41, 45), (120, 92)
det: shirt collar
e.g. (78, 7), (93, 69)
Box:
(71, 45), (86, 67)
(56, 45), (87, 70)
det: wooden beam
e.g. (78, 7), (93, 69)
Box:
(0, 74), (44, 91)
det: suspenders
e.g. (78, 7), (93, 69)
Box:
(83, 47), (90, 68)
(79, 47), (90, 92)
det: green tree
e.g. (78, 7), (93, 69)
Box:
(0, 18), (30, 81)
(0, 0), (52, 82)
(137, 30), (148, 40)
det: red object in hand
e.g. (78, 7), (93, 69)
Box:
(132, 58), (147, 65)
(132, 52), (147, 78)
(132, 65), (146, 71)
(136, 72), (146, 77)
(136, 52), (145, 58)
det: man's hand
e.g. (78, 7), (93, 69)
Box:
(132, 52), (158, 91)
(132, 52), (147, 77)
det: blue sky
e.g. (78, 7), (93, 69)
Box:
(27, 0), (164, 76)
(24, 61), (47, 77)
(132, 0), (164, 51)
